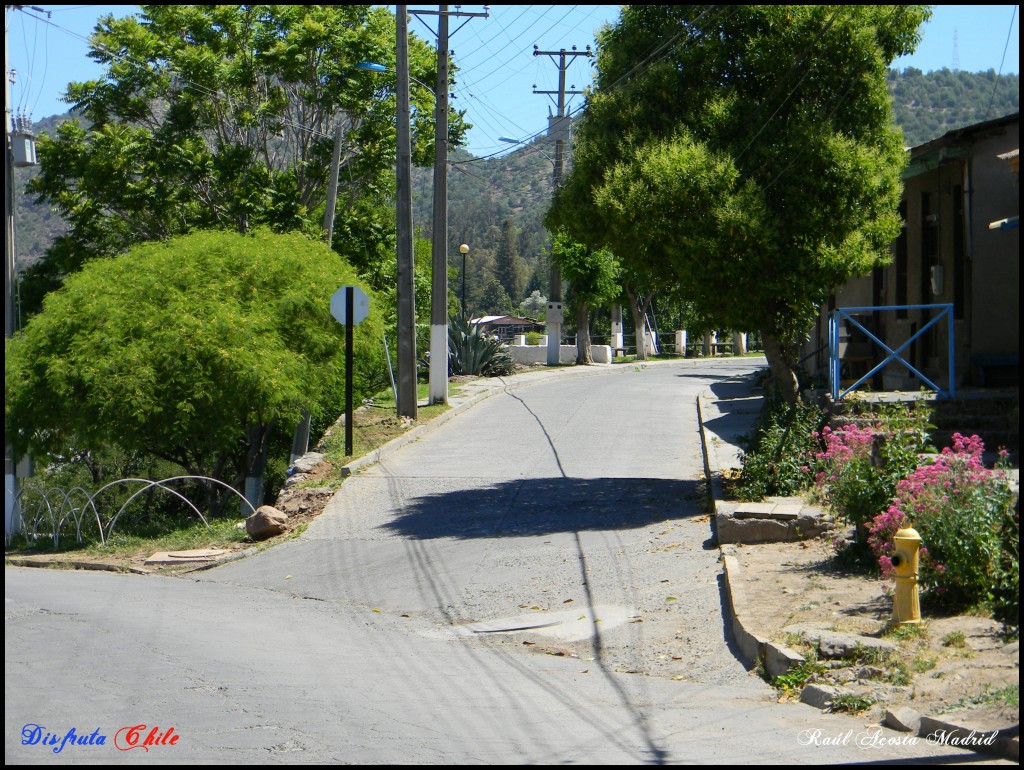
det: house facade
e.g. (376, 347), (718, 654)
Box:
(805, 112), (1019, 392)
(470, 315), (545, 342)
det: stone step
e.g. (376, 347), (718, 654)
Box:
(715, 500), (833, 545)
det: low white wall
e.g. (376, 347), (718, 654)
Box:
(508, 344), (612, 365)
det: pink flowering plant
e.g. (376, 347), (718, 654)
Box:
(806, 403), (931, 544)
(867, 433), (1017, 618)
(807, 423), (886, 537)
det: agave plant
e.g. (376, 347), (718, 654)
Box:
(448, 313), (516, 377)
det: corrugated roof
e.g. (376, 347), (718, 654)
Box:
(471, 315), (542, 325)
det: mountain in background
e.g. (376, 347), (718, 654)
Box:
(889, 67), (1019, 146)
(12, 67), (1021, 315)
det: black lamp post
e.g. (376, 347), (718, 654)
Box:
(460, 243), (469, 316)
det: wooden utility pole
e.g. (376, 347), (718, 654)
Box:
(428, 5), (451, 405)
(410, 5), (487, 405)
(533, 45), (592, 365)
(5, 14), (18, 538)
(395, 5), (417, 418)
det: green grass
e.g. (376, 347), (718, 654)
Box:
(772, 656), (826, 696)
(5, 516), (251, 570)
(90, 517), (250, 560)
(321, 382), (450, 464)
(936, 684), (1019, 713)
(830, 693), (876, 714)
(612, 352), (690, 363)
(912, 655), (938, 673)
(942, 630), (967, 648)
(883, 622), (929, 642)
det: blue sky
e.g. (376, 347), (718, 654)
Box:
(6, 5), (1020, 157)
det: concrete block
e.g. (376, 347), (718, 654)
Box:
(290, 452), (325, 473)
(716, 512), (794, 544)
(801, 683), (843, 710)
(884, 706), (922, 733)
(734, 502), (776, 515)
(764, 643), (805, 679)
(919, 716), (1011, 757)
(783, 626), (898, 659)
(772, 503), (804, 516)
(721, 554), (769, 666)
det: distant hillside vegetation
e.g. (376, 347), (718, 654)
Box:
(11, 113), (73, 266)
(14, 67), (1020, 312)
(889, 67), (1019, 147)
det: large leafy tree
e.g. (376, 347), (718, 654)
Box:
(24, 5), (466, 311)
(5, 229), (383, 500)
(548, 5), (930, 401)
(551, 231), (620, 364)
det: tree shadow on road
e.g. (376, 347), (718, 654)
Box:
(381, 477), (705, 540)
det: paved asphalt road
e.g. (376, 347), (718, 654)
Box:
(5, 361), (987, 764)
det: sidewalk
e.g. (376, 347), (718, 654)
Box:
(696, 372), (1019, 762)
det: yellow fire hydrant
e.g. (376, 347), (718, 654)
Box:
(890, 526), (922, 626)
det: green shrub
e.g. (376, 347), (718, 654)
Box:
(735, 397), (825, 501)
(772, 656), (825, 697)
(991, 503), (1019, 639)
(830, 693), (876, 714)
(5, 229), (382, 510)
(941, 630), (966, 648)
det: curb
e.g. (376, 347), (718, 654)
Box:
(5, 556), (149, 575)
(718, 548), (804, 680)
(697, 381), (1019, 762)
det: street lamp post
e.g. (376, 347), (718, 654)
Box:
(459, 243), (469, 316)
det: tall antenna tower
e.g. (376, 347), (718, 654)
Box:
(952, 28), (960, 72)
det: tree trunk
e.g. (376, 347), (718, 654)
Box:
(234, 420), (274, 515)
(762, 332), (800, 405)
(575, 303), (593, 364)
(625, 286), (649, 361)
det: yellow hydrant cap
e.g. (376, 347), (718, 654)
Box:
(894, 527), (921, 542)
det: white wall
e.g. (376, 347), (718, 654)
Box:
(508, 345), (613, 365)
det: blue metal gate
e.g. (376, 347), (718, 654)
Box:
(830, 304), (955, 400)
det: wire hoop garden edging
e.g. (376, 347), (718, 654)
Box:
(10, 475), (258, 549)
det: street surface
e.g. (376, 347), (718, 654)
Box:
(6, 360), (988, 763)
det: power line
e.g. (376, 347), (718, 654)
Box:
(983, 5), (1018, 119)
(452, 8), (727, 166)
(451, 6), (619, 155)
